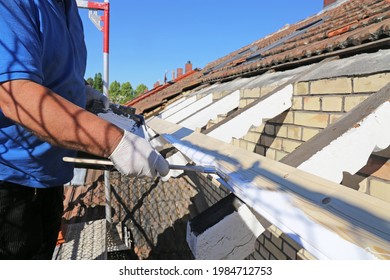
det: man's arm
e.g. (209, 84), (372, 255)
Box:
(0, 79), (123, 158)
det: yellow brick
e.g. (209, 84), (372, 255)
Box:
(265, 124), (275, 136)
(261, 85), (278, 97)
(265, 148), (276, 160)
(302, 127), (321, 141)
(292, 96), (303, 110)
(246, 142), (256, 152)
(232, 138), (240, 147)
(294, 82), (309, 95)
(294, 112), (329, 128)
(268, 225), (284, 238)
(311, 78), (352, 94)
(297, 249), (317, 260)
(275, 150), (288, 161)
(282, 139), (302, 153)
(284, 111), (294, 124)
(287, 126), (302, 140)
(239, 99), (247, 108)
(282, 235), (303, 251)
(344, 95), (370, 112)
(271, 234), (283, 249)
(303, 96), (321, 110)
(213, 91), (228, 100)
(260, 135), (282, 150)
(255, 145), (265, 155)
(353, 73), (390, 93)
(264, 239), (287, 260)
(239, 139), (248, 150)
(283, 241), (297, 260)
(368, 179), (390, 203)
(271, 111), (294, 124)
(241, 88), (261, 98)
(275, 126), (288, 138)
(246, 99), (256, 106)
(254, 123), (266, 133)
(322, 96), (343, 112)
(243, 131), (259, 143)
(329, 113), (343, 124)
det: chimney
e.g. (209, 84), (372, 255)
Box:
(185, 60), (193, 74)
(154, 81), (160, 88)
(177, 68), (183, 78)
(172, 70), (175, 80)
(324, 0), (337, 7)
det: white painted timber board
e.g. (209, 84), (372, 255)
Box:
(179, 90), (240, 130)
(159, 95), (196, 120)
(159, 84), (220, 119)
(164, 94), (214, 124)
(207, 85), (293, 143)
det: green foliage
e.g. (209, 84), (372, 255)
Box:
(85, 73), (149, 104)
(109, 80), (122, 104)
(134, 84), (148, 97)
(92, 73), (103, 92)
(120, 82), (133, 104)
(86, 77), (94, 87)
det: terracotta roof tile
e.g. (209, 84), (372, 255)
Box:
(127, 0), (390, 109)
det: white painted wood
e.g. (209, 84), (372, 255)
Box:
(179, 90), (240, 130)
(159, 84), (220, 120)
(164, 94), (214, 124)
(160, 95), (197, 119)
(148, 117), (390, 260)
(187, 204), (265, 260)
(207, 85), (293, 143)
(298, 101), (390, 183)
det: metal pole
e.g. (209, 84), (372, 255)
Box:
(102, 0), (111, 226)
(77, 0), (112, 225)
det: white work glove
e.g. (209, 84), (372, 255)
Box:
(85, 85), (110, 109)
(109, 130), (170, 178)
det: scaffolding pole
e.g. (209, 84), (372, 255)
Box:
(77, 0), (112, 225)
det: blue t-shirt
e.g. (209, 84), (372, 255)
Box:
(0, 0), (87, 188)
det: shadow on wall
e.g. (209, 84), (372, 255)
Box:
(109, 172), (204, 260)
(255, 110), (289, 156)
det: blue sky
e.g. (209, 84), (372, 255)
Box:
(79, 0), (324, 90)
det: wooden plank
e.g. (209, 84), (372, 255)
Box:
(147, 117), (390, 260)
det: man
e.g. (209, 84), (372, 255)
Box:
(0, 0), (169, 259)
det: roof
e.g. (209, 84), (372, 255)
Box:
(124, 69), (201, 114)
(128, 0), (390, 112)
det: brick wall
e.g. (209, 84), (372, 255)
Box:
(192, 72), (390, 260)
(233, 73), (390, 202)
(193, 173), (316, 260)
(246, 225), (316, 260)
